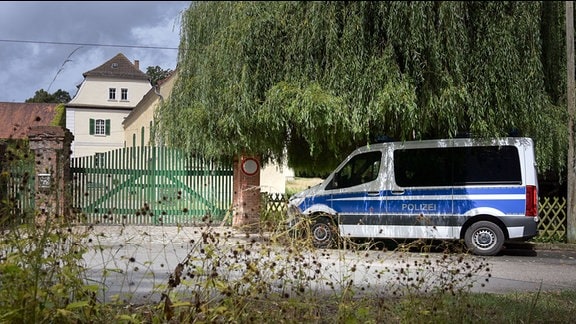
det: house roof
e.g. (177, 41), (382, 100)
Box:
(0, 102), (60, 139)
(83, 53), (149, 81)
(123, 68), (179, 127)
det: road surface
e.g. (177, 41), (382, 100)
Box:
(81, 226), (576, 304)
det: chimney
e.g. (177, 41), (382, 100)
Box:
(134, 60), (140, 70)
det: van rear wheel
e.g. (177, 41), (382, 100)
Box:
(310, 217), (337, 248)
(464, 221), (505, 256)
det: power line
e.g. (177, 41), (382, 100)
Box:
(0, 38), (178, 50)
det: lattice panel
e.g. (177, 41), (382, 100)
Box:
(538, 196), (566, 240)
(263, 192), (288, 213)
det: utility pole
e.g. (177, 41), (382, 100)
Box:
(566, 1), (576, 243)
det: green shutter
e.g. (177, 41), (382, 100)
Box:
(105, 119), (111, 135)
(89, 118), (94, 135)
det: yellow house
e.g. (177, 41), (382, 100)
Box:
(123, 69), (177, 147)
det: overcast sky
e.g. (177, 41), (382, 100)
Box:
(0, 1), (191, 103)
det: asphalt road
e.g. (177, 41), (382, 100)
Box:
(81, 226), (576, 304)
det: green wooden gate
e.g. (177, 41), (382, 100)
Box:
(71, 146), (233, 225)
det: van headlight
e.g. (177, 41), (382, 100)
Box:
(288, 196), (304, 209)
(286, 196), (304, 227)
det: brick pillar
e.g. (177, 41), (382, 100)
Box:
(232, 155), (261, 232)
(0, 143), (6, 205)
(28, 126), (74, 223)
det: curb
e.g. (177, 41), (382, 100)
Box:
(505, 241), (576, 252)
(531, 242), (576, 251)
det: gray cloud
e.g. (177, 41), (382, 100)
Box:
(0, 1), (191, 102)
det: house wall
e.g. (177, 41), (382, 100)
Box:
(260, 161), (294, 194)
(123, 94), (157, 147)
(123, 73), (177, 147)
(68, 107), (131, 157)
(69, 78), (151, 107)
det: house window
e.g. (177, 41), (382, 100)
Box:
(95, 119), (105, 135)
(90, 118), (111, 136)
(109, 88), (116, 100)
(94, 152), (105, 167)
(121, 88), (128, 100)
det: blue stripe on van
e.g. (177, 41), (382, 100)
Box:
(299, 186), (527, 216)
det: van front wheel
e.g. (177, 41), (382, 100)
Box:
(464, 221), (505, 256)
(310, 217), (337, 249)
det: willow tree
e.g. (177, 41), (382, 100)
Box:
(156, 1), (566, 177)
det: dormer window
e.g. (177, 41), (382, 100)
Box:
(109, 88), (116, 100)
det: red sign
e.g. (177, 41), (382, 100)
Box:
(241, 157), (259, 176)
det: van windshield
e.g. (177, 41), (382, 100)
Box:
(326, 151), (381, 190)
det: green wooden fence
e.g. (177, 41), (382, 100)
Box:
(1, 160), (35, 226)
(71, 146), (233, 225)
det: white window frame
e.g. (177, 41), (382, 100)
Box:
(95, 119), (106, 135)
(109, 88), (116, 100)
(121, 88), (128, 101)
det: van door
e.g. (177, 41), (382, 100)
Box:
(324, 149), (385, 238)
(388, 144), (454, 239)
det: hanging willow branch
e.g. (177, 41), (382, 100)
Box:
(155, 1), (567, 175)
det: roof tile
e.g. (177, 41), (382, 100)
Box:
(83, 53), (149, 81)
(0, 102), (60, 139)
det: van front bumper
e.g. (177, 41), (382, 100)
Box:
(286, 204), (304, 228)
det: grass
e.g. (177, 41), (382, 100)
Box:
(285, 177), (324, 197)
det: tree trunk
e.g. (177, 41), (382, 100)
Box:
(566, 1), (576, 243)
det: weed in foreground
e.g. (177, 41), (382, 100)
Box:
(0, 216), (97, 323)
(1, 212), (574, 323)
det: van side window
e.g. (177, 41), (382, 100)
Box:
(394, 148), (452, 187)
(326, 151), (381, 190)
(394, 145), (522, 187)
(453, 146), (521, 185)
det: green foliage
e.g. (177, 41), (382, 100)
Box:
(0, 221), (95, 323)
(156, 1), (567, 176)
(146, 65), (173, 87)
(50, 104), (66, 127)
(25, 89), (71, 103)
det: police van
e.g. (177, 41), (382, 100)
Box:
(287, 137), (539, 256)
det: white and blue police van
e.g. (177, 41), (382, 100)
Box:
(287, 137), (539, 256)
